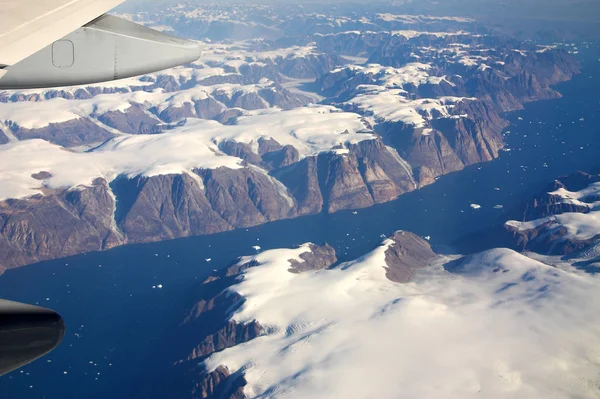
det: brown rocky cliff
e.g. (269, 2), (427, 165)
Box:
(190, 366), (246, 399)
(0, 178), (122, 271)
(172, 244), (337, 399)
(377, 99), (506, 187)
(384, 231), (438, 283)
(274, 138), (416, 213)
(507, 171), (600, 256)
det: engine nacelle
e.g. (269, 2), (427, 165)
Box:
(0, 299), (65, 376)
(0, 15), (200, 89)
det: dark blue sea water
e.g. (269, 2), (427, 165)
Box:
(1, 43), (599, 398)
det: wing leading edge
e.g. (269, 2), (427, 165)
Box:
(0, 0), (201, 89)
(0, 0), (126, 66)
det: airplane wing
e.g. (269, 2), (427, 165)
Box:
(0, 0), (200, 89)
(0, 0), (126, 67)
(0, 0), (200, 376)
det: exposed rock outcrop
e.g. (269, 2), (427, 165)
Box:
(520, 171), (600, 221)
(288, 243), (337, 273)
(507, 170), (600, 256)
(190, 366), (246, 399)
(274, 138), (416, 213)
(172, 243), (337, 399)
(97, 105), (164, 134)
(377, 100), (507, 186)
(384, 231), (438, 283)
(10, 118), (114, 147)
(0, 178), (122, 272)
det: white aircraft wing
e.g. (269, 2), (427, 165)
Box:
(0, 0), (125, 66)
(0, 0), (200, 89)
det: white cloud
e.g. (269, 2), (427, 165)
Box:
(205, 244), (600, 399)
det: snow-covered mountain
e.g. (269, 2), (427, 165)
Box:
(167, 231), (600, 399)
(507, 170), (600, 267)
(0, 3), (580, 271)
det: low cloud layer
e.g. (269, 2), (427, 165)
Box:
(206, 244), (600, 398)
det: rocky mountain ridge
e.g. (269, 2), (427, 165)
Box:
(166, 234), (433, 399)
(506, 170), (600, 259)
(0, 137), (418, 270)
(0, 10), (581, 270)
(167, 243), (336, 398)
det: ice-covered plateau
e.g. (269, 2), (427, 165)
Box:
(167, 231), (600, 399)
